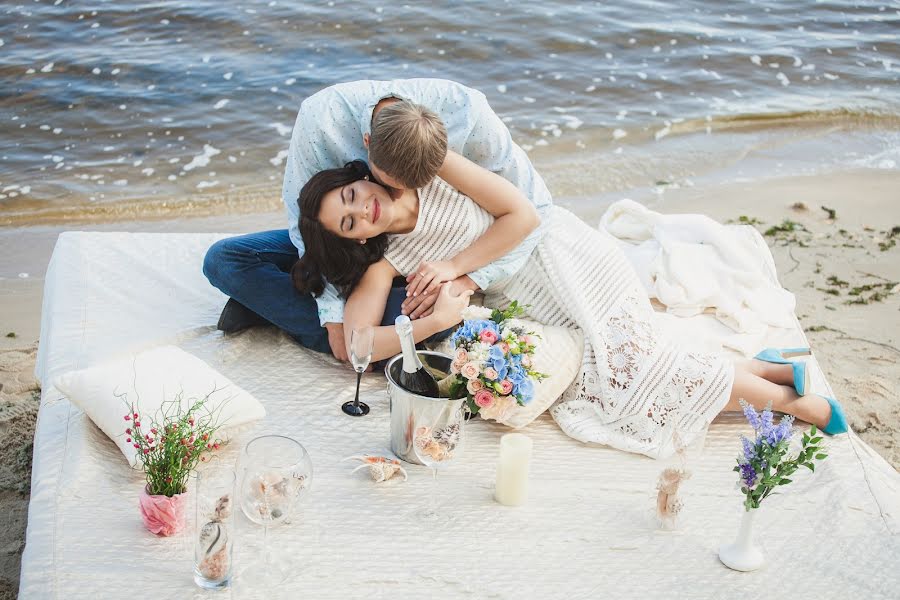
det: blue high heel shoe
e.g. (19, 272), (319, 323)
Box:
(822, 396), (849, 435)
(753, 347), (811, 396)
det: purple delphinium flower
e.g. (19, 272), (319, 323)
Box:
(740, 436), (756, 462)
(766, 416), (795, 445)
(741, 400), (761, 430)
(739, 462), (758, 489)
(760, 407), (775, 436)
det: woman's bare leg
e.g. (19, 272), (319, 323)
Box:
(724, 363), (831, 427)
(743, 359), (794, 386)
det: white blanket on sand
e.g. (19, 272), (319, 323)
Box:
(601, 199), (796, 334)
(20, 229), (900, 599)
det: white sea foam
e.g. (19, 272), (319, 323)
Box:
(183, 144), (220, 171)
(196, 180), (219, 189)
(269, 149), (288, 166)
(213, 99), (229, 109)
(269, 122), (291, 136)
(41, 62), (54, 72)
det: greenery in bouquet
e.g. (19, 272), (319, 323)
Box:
(448, 301), (547, 418)
(121, 390), (224, 497)
(734, 400), (827, 511)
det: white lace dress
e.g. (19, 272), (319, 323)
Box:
(385, 178), (734, 458)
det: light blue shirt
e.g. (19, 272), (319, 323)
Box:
(282, 78), (553, 325)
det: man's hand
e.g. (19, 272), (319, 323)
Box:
(402, 275), (479, 319)
(324, 322), (348, 361)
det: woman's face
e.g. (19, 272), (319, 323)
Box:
(318, 178), (395, 241)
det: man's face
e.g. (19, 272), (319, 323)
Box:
(363, 131), (407, 198)
(368, 160), (407, 197)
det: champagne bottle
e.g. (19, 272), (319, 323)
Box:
(394, 315), (440, 397)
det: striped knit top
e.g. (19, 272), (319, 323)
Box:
(384, 177), (494, 276)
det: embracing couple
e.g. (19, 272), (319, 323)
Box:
(203, 78), (846, 457)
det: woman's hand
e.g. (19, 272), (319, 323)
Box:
(406, 260), (459, 299)
(431, 282), (475, 328)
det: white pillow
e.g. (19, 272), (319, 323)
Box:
(432, 321), (583, 428)
(54, 345), (266, 466)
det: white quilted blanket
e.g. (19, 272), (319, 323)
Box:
(20, 230), (900, 599)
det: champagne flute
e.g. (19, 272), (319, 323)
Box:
(413, 401), (466, 521)
(343, 326), (374, 416)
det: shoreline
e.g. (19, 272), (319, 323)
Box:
(0, 166), (898, 596)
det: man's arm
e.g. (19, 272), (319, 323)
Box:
(281, 98), (348, 358)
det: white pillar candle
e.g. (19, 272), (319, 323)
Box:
(494, 433), (533, 506)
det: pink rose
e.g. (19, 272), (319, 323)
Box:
(479, 329), (499, 344)
(474, 389), (495, 408)
(522, 335), (536, 346)
(450, 360), (465, 374)
(499, 379), (514, 395)
(521, 354), (533, 368)
(460, 361), (481, 380)
(466, 379), (484, 394)
(498, 341), (510, 354)
(483, 367), (499, 380)
(454, 348), (468, 363)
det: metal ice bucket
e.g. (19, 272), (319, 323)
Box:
(385, 350), (462, 465)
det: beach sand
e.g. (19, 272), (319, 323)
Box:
(0, 168), (897, 595)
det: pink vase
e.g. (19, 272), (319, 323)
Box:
(139, 485), (188, 536)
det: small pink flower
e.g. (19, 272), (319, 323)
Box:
(460, 361), (481, 380)
(450, 360), (465, 375)
(213, 443), (220, 450)
(202, 433), (209, 441)
(150, 428), (158, 435)
(498, 341), (510, 354)
(124, 415), (131, 421)
(484, 367), (499, 380)
(474, 389), (495, 408)
(125, 428), (131, 435)
(133, 443), (140, 449)
(143, 448), (150, 455)
(454, 348), (468, 363)
(189, 418), (195, 426)
(126, 437), (132, 443)
(134, 421), (141, 427)
(479, 329), (498, 344)
(466, 379), (484, 394)
(522, 335), (536, 346)
(499, 379), (514, 395)
(522, 355), (533, 368)
(133, 413), (139, 419)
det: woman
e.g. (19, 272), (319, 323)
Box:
(293, 154), (847, 457)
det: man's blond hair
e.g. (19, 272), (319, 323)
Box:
(368, 100), (448, 189)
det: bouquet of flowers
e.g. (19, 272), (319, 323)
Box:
(447, 301), (546, 420)
(123, 390), (225, 498)
(734, 400), (828, 511)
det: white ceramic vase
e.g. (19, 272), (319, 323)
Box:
(718, 508), (765, 572)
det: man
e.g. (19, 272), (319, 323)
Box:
(203, 78), (552, 361)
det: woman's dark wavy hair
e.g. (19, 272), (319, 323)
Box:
(291, 160), (389, 299)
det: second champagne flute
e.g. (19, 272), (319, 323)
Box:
(343, 325), (374, 416)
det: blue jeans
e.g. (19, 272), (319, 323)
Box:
(202, 229), (449, 355)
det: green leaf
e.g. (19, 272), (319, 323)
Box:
(815, 454), (828, 460)
(810, 436), (823, 444)
(809, 424), (818, 435)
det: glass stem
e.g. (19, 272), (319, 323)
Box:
(263, 522), (270, 584)
(429, 467), (437, 514)
(354, 370), (362, 407)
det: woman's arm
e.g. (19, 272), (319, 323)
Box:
(407, 150), (540, 297)
(344, 259), (472, 362)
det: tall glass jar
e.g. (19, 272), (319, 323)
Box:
(193, 469), (235, 589)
